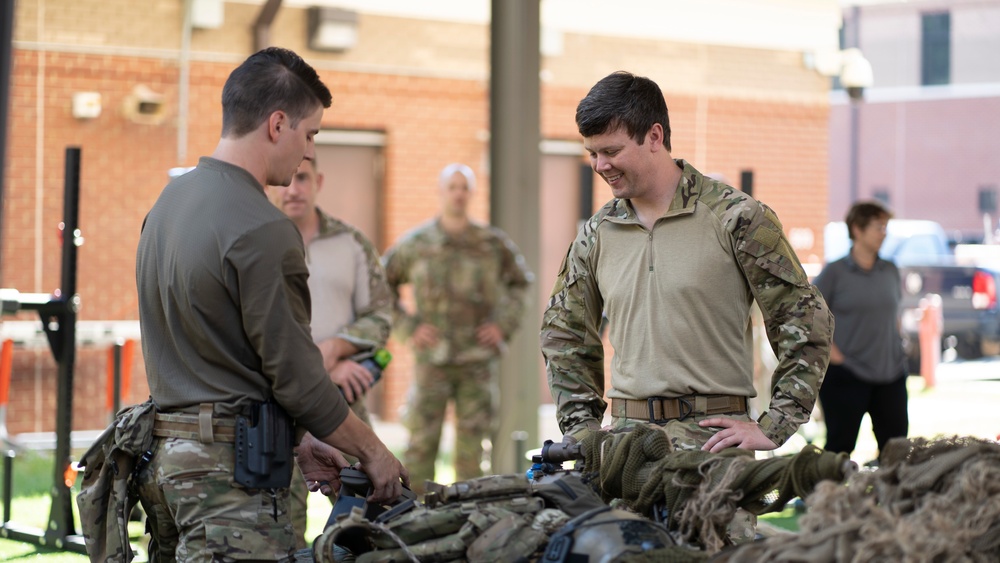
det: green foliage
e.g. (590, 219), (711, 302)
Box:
(0, 449), (58, 497)
(758, 505), (801, 532)
(0, 450), (93, 562)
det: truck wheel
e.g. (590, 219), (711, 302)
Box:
(903, 335), (921, 376)
(955, 336), (983, 360)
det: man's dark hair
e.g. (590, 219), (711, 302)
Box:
(846, 200), (892, 240)
(575, 71), (671, 150)
(221, 47), (333, 138)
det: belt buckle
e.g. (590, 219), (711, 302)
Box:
(647, 397), (668, 424)
(647, 396), (695, 424)
(677, 397), (694, 422)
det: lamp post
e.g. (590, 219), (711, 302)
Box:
(842, 48), (873, 204)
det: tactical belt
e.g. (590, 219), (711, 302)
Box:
(611, 395), (747, 424)
(153, 403), (236, 444)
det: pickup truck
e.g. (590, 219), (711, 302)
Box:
(899, 259), (1000, 372)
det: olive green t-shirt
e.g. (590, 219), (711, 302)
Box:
(136, 157), (348, 438)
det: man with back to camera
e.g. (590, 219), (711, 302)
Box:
(382, 163), (533, 494)
(266, 157), (394, 547)
(540, 71), (833, 540)
(134, 47), (407, 561)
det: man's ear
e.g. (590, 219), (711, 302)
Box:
(315, 171), (325, 194)
(268, 111), (287, 142)
(647, 123), (665, 152)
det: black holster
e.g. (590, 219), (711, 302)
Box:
(234, 399), (294, 489)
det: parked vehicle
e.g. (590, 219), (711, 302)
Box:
(899, 261), (1000, 371)
(823, 219), (950, 266)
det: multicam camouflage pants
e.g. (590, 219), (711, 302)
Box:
(135, 436), (296, 562)
(403, 360), (496, 495)
(290, 397), (372, 549)
(611, 412), (759, 544)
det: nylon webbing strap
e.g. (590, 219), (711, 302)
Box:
(153, 410), (236, 443)
(199, 402), (214, 444)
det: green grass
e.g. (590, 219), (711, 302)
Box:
(758, 505), (801, 532)
(0, 450), (89, 562)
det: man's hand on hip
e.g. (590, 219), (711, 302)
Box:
(698, 417), (778, 453)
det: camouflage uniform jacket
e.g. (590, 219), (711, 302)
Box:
(306, 208), (392, 352)
(540, 160), (833, 447)
(383, 218), (533, 365)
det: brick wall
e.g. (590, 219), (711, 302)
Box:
(1, 1), (831, 432)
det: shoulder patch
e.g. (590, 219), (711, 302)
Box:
(752, 225), (780, 250)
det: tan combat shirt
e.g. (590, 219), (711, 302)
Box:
(541, 160), (833, 447)
(136, 157), (349, 438)
(306, 208), (392, 351)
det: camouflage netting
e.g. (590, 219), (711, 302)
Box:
(578, 425), (854, 553)
(712, 436), (1000, 562)
(310, 425), (855, 562)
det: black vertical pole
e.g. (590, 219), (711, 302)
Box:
(0, 0), (14, 279)
(578, 163), (593, 224)
(3, 450), (12, 524)
(46, 147), (81, 547)
(113, 340), (123, 418)
(740, 170), (754, 198)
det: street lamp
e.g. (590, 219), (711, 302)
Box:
(810, 46), (874, 204)
(840, 48), (874, 204)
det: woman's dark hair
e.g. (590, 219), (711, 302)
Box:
(846, 200), (893, 240)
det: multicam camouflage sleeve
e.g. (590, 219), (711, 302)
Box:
(489, 228), (534, 339)
(382, 236), (421, 341)
(729, 200), (834, 447)
(540, 209), (612, 438)
(338, 228), (393, 350)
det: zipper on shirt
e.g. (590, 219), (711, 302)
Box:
(648, 231), (654, 272)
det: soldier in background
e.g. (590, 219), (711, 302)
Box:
(540, 71), (833, 541)
(266, 158), (394, 547)
(383, 163), (533, 494)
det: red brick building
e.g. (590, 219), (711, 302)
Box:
(0, 0), (840, 434)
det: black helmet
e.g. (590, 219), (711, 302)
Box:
(542, 506), (675, 562)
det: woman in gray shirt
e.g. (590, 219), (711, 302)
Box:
(814, 201), (908, 463)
